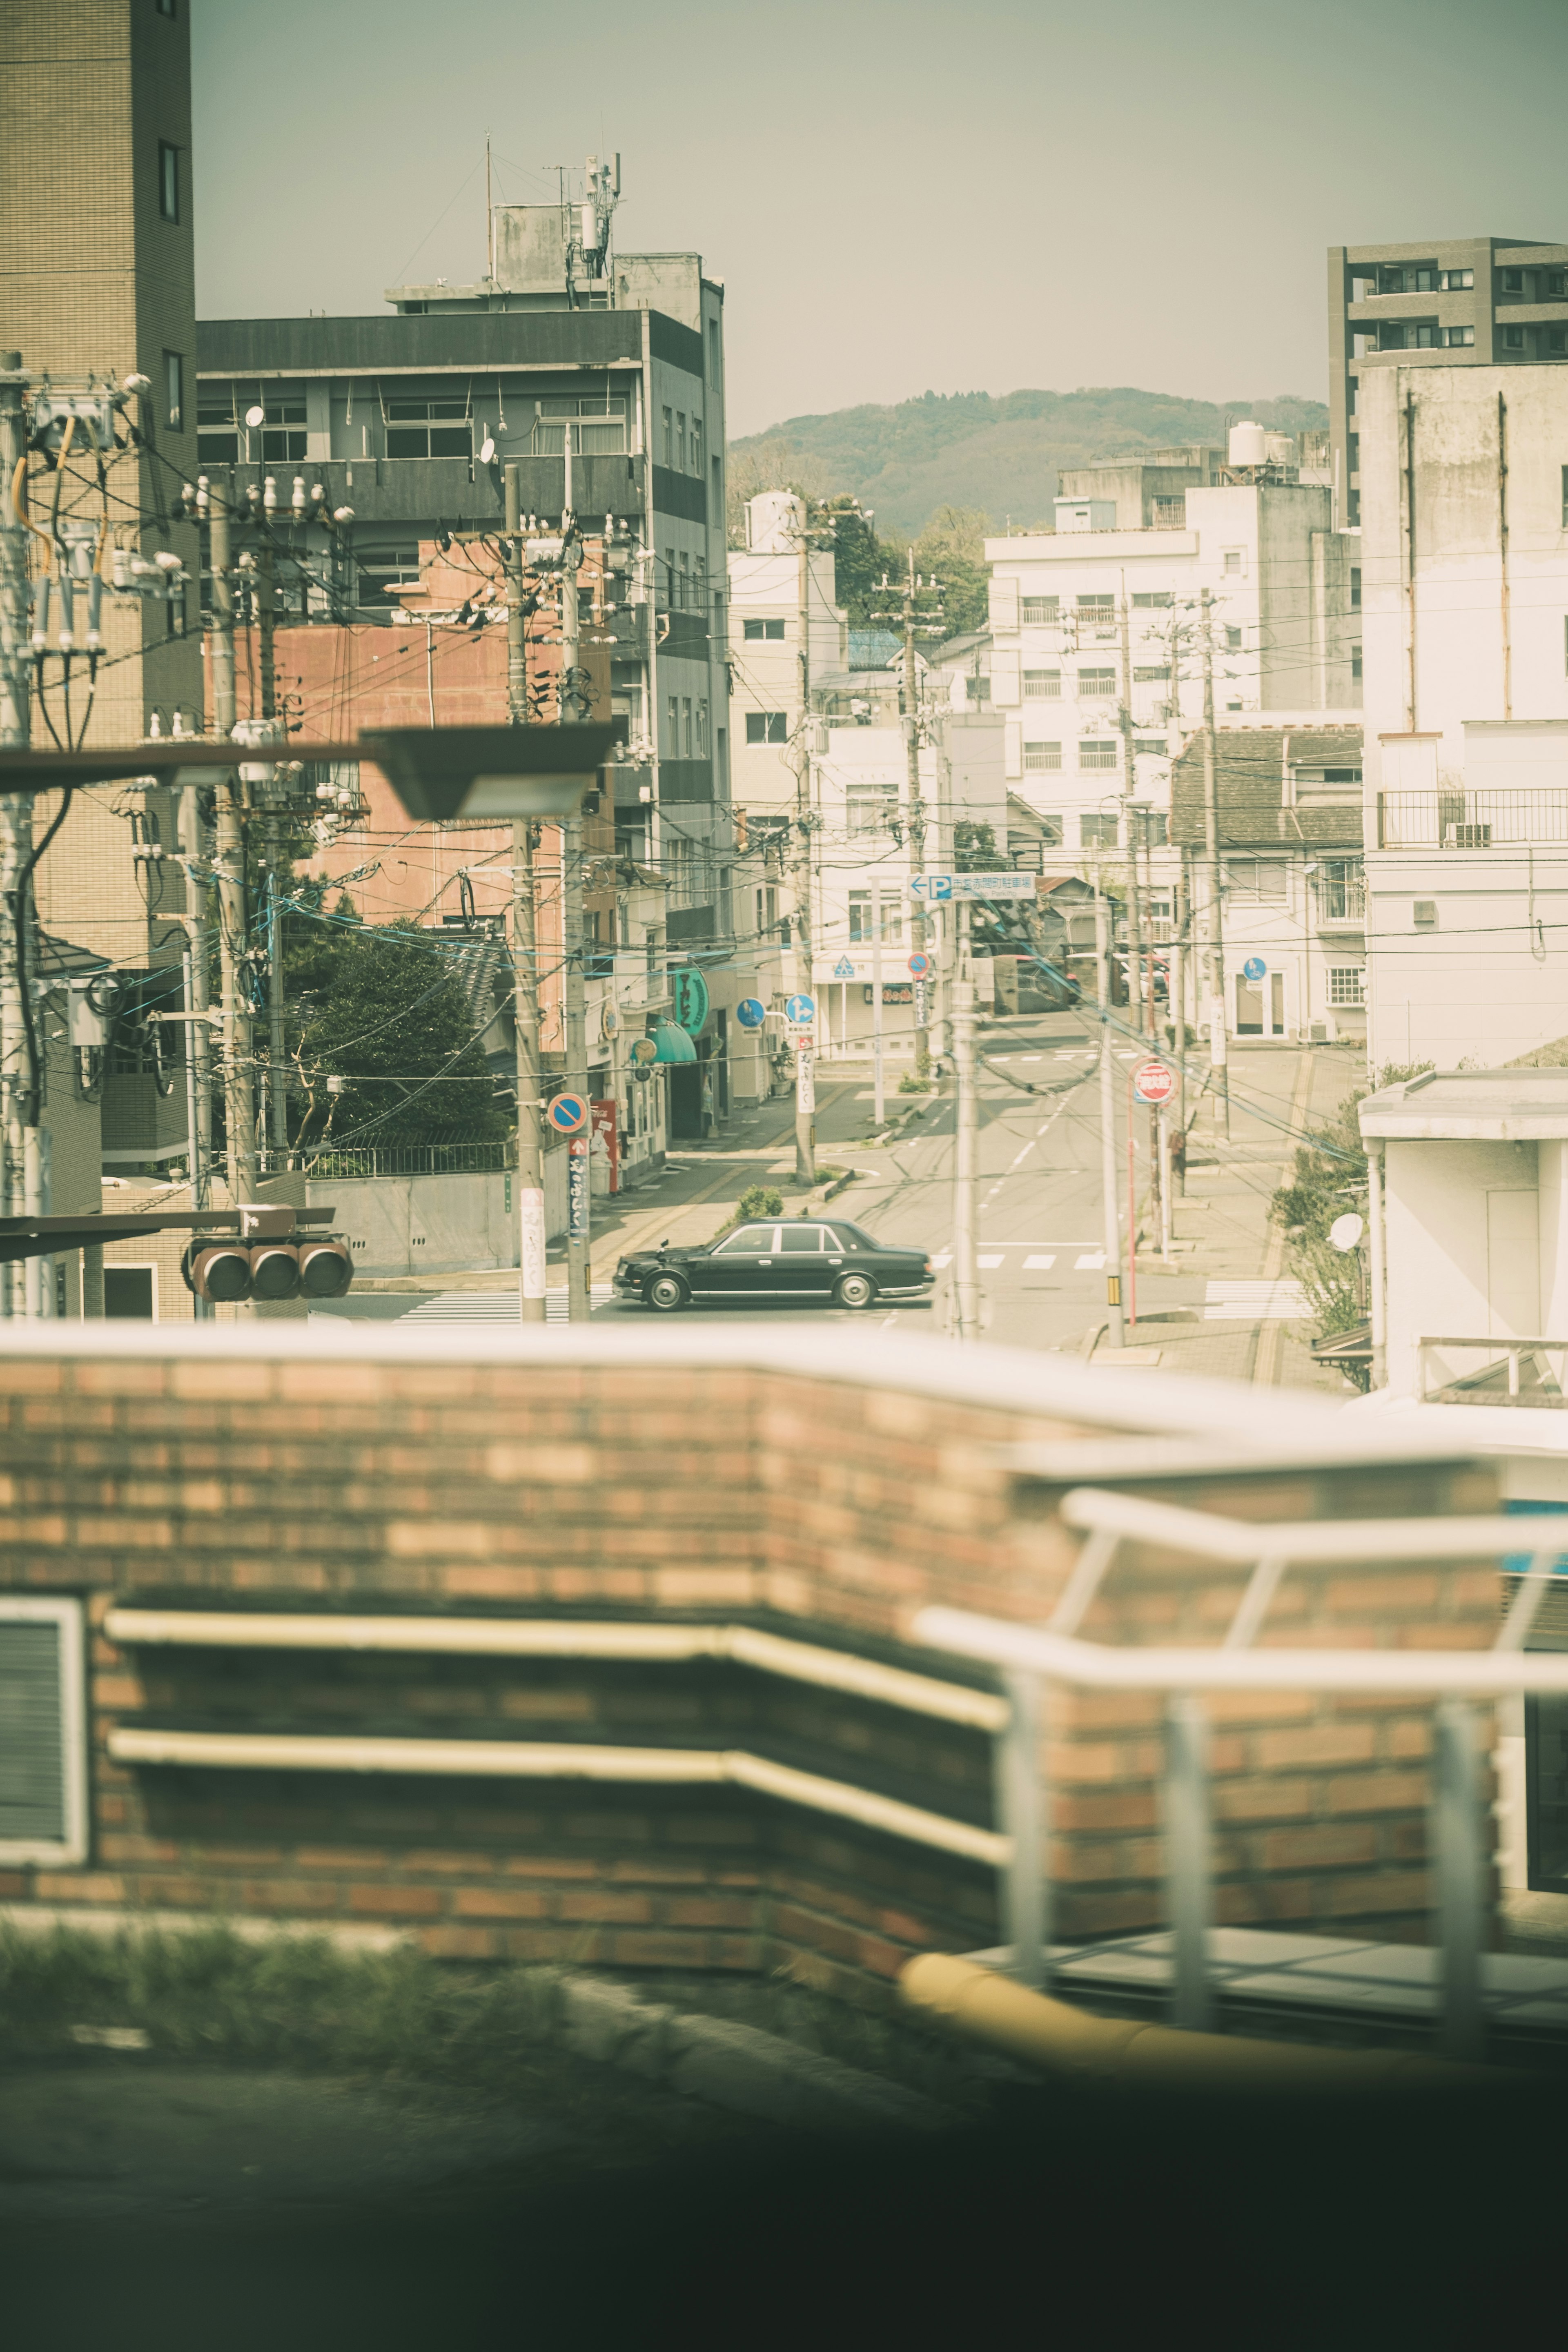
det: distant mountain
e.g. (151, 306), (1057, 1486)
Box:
(729, 386), (1330, 540)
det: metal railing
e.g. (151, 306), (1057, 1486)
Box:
(915, 1485), (1568, 2061)
(259, 1140), (516, 1180)
(1378, 791), (1568, 849)
(1416, 1334), (1568, 1408)
(1313, 879), (1367, 925)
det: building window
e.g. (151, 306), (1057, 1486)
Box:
(196, 395), (238, 464)
(1441, 325), (1475, 348)
(1501, 268), (1525, 295)
(1131, 591), (1173, 609)
(158, 141), (180, 222)
(1133, 666), (1169, 683)
(385, 397), (470, 458)
(682, 697), (693, 756)
(742, 618), (786, 641)
(1080, 813), (1118, 847)
(1150, 495), (1186, 527)
(1136, 812), (1169, 847)
(755, 884), (779, 940)
(356, 544), (421, 607)
(662, 407), (673, 466)
(1503, 326), (1526, 352)
(849, 891), (871, 944)
(666, 695), (679, 751)
(157, 0), (177, 13)
(1349, 434), (1360, 472)
(530, 395), (629, 457)
(1328, 967), (1365, 1007)
(1076, 594), (1114, 621)
(0, 1597), (88, 1865)
(1078, 667), (1116, 697)
(690, 418), (703, 475)
(1223, 549), (1244, 575)
(1022, 669), (1060, 698)
(1079, 739), (1118, 770)
(1550, 329), (1568, 358)
(708, 319), (722, 386)
(1350, 566), (1362, 610)
(1413, 900), (1437, 931)
(1020, 596), (1058, 623)
(1225, 858), (1287, 902)
(1022, 741), (1062, 771)
(163, 350), (183, 432)
(696, 699), (709, 757)
(1352, 644), (1363, 681)
(1438, 268), (1473, 291)
(1225, 626), (1243, 650)
(1134, 739), (1168, 760)
(711, 453), (722, 511)
(745, 712), (788, 745)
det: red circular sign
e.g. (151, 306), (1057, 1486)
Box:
(1132, 1059), (1176, 1105)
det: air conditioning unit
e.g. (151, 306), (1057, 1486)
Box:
(1443, 823), (1492, 849)
(762, 1011), (788, 1051)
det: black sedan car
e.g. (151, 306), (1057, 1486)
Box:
(612, 1217), (936, 1313)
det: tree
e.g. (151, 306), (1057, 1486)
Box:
(291, 921), (508, 1152)
(953, 822), (998, 871)
(910, 505), (991, 639)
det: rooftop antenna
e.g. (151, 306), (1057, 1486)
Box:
(485, 132), (494, 283)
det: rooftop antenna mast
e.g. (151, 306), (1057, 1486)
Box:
(485, 132), (494, 283)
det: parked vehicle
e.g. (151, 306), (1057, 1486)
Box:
(612, 1218), (936, 1313)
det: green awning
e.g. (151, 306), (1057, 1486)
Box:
(651, 1020), (697, 1065)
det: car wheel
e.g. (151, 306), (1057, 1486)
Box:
(833, 1271), (876, 1310)
(644, 1272), (688, 1313)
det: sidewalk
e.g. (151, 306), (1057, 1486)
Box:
(1106, 1043), (1361, 1394)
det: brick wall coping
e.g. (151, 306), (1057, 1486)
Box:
(0, 1319), (1490, 1472)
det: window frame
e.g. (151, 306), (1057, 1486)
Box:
(158, 140), (180, 224)
(0, 1597), (88, 1866)
(163, 350), (183, 432)
(745, 710), (788, 746)
(711, 1224), (780, 1257)
(1327, 966), (1366, 1007)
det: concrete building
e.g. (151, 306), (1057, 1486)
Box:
(1358, 360), (1568, 1071)
(985, 448), (1360, 862)
(196, 162), (731, 951)
(2, 0), (206, 1202)
(1169, 726), (1366, 1045)
(1330, 237), (1568, 527)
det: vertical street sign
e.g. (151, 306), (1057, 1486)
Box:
(797, 1045), (815, 1118)
(568, 1134), (590, 1238)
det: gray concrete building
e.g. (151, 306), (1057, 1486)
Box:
(196, 175), (731, 947)
(1328, 238), (1568, 527)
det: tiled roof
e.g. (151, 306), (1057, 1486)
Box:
(1169, 727), (1364, 850)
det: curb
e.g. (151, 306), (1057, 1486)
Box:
(557, 1973), (953, 2136)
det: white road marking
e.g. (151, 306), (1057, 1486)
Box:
(978, 1254), (1005, 1269)
(930, 1252), (953, 1268)
(1024, 1254), (1056, 1270)
(1204, 1279), (1308, 1321)
(1075, 1251), (1107, 1270)
(1009, 1139), (1036, 1169)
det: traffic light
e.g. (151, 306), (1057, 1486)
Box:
(180, 1230), (354, 1303)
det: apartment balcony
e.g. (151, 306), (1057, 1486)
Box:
(1417, 1335), (1568, 1408)
(1312, 880), (1366, 928)
(1377, 790), (1568, 850)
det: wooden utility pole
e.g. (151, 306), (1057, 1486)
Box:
(901, 548), (931, 1074)
(0, 355), (30, 1316)
(792, 516), (816, 1185)
(505, 463), (546, 1323)
(1117, 587), (1145, 1036)
(560, 488), (592, 1321)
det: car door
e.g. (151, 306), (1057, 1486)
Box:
(692, 1223), (778, 1296)
(775, 1223), (831, 1297)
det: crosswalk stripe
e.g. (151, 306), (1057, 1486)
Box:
(1024, 1254), (1056, 1270)
(1075, 1251), (1107, 1270)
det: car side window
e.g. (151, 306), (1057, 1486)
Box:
(827, 1229), (856, 1251)
(713, 1225), (776, 1256)
(777, 1226), (824, 1253)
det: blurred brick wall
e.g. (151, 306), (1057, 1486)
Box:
(0, 1343), (1502, 1993)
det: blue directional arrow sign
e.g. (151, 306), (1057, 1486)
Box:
(784, 993), (816, 1024)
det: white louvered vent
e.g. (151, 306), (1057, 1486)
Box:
(0, 1600), (87, 1864)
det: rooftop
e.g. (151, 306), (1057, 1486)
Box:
(1360, 1068), (1568, 1143)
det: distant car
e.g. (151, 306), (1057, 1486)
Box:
(612, 1217), (937, 1313)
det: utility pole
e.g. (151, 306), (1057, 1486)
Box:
(255, 537), (288, 1159)
(901, 549), (930, 1074)
(792, 514), (816, 1186)
(1117, 587), (1145, 1038)
(1095, 871), (1127, 1348)
(0, 353), (30, 1318)
(505, 463), (546, 1324)
(1200, 588), (1229, 1137)
(560, 491), (592, 1321)
(951, 901), (979, 1341)
(208, 481), (256, 1199)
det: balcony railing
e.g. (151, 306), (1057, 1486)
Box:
(1378, 791), (1568, 848)
(1417, 1335), (1568, 1408)
(1312, 880), (1366, 925)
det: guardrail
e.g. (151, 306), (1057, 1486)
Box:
(913, 1486), (1568, 2061)
(1377, 791), (1568, 849)
(1416, 1335), (1568, 1408)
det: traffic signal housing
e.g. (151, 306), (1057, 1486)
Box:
(298, 1238), (353, 1298)
(181, 1225), (354, 1305)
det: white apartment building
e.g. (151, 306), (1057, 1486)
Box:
(728, 492), (847, 824)
(985, 455), (1359, 862)
(1359, 362), (1568, 1070)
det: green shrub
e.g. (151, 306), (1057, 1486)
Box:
(898, 1075), (933, 1094)
(737, 1185), (784, 1219)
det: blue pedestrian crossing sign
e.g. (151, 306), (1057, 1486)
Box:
(546, 1092), (589, 1136)
(784, 993), (816, 1024)
(832, 958), (855, 979)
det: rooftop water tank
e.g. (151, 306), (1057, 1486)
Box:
(1228, 421), (1268, 468)
(1264, 432), (1298, 468)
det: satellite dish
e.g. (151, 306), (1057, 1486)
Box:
(244, 405), (265, 428)
(1329, 1213), (1365, 1253)
(478, 437), (496, 465)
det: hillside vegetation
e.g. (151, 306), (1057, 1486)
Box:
(729, 385), (1328, 542)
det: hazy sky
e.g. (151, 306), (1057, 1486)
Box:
(192, 0), (1568, 438)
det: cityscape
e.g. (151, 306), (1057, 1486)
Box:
(3, 0), (1568, 2335)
